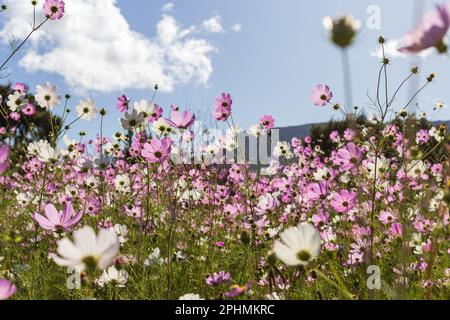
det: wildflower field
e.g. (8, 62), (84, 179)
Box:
(0, 1), (449, 301)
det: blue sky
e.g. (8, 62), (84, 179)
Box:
(1, 0), (449, 140)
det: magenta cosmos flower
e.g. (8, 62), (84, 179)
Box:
(0, 279), (16, 300)
(22, 103), (36, 116)
(33, 203), (82, 232)
(166, 110), (195, 129)
(142, 138), (172, 163)
(334, 142), (362, 170)
(116, 95), (130, 113)
(330, 189), (356, 213)
(0, 144), (9, 174)
(206, 271), (232, 286)
(399, 4), (450, 54)
(44, 0), (65, 20)
(310, 84), (333, 106)
(213, 93), (233, 121)
(260, 115), (275, 130)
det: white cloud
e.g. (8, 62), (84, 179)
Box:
(162, 2), (174, 12)
(370, 39), (432, 59)
(202, 15), (224, 33)
(231, 23), (242, 32)
(0, 0), (218, 93)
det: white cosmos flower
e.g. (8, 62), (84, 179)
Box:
(76, 98), (98, 121)
(52, 225), (120, 272)
(37, 143), (59, 163)
(6, 91), (28, 112)
(121, 109), (144, 131)
(114, 174), (130, 192)
(247, 124), (263, 137)
(113, 224), (129, 244)
(179, 293), (204, 300)
(408, 160), (427, 179)
(35, 82), (61, 110)
(144, 248), (166, 266)
(96, 266), (129, 288)
(273, 141), (293, 159)
(151, 118), (172, 136)
(133, 99), (155, 117)
(273, 223), (321, 266)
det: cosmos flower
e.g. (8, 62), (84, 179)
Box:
(0, 144), (9, 174)
(116, 95), (130, 113)
(35, 82), (61, 110)
(399, 4), (450, 54)
(179, 293), (205, 300)
(96, 266), (129, 288)
(121, 109), (145, 130)
(52, 225), (120, 272)
(142, 138), (172, 163)
(144, 248), (166, 266)
(0, 279), (16, 300)
(213, 93), (233, 121)
(206, 271), (232, 286)
(330, 189), (356, 213)
(273, 223), (321, 266)
(7, 91), (28, 112)
(43, 0), (65, 20)
(323, 14), (361, 48)
(76, 98), (98, 121)
(166, 110), (195, 129)
(33, 203), (82, 232)
(334, 142), (362, 170)
(11, 82), (28, 94)
(310, 84), (333, 106)
(260, 115), (275, 130)
(22, 103), (36, 116)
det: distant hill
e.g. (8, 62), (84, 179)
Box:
(275, 120), (450, 142)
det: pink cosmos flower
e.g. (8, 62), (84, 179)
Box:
(379, 210), (395, 224)
(43, 0), (65, 20)
(399, 4), (450, 54)
(260, 115), (275, 130)
(116, 95), (130, 113)
(142, 138), (172, 163)
(0, 279), (16, 300)
(0, 144), (9, 174)
(224, 285), (247, 298)
(310, 84), (333, 106)
(148, 104), (163, 123)
(307, 181), (329, 201)
(22, 103), (36, 116)
(33, 203), (83, 232)
(416, 129), (430, 145)
(389, 223), (403, 237)
(11, 82), (28, 93)
(166, 110), (195, 129)
(213, 93), (233, 121)
(330, 189), (356, 212)
(10, 111), (20, 121)
(334, 142), (362, 170)
(206, 271), (231, 286)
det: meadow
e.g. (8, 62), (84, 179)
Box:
(0, 0), (449, 300)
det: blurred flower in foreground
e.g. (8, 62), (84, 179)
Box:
(0, 144), (9, 174)
(0, 279), (16, 300)
(52, 225), (120, 272)
(323, 14), (361, 48)
(399, 4), (450, 54)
